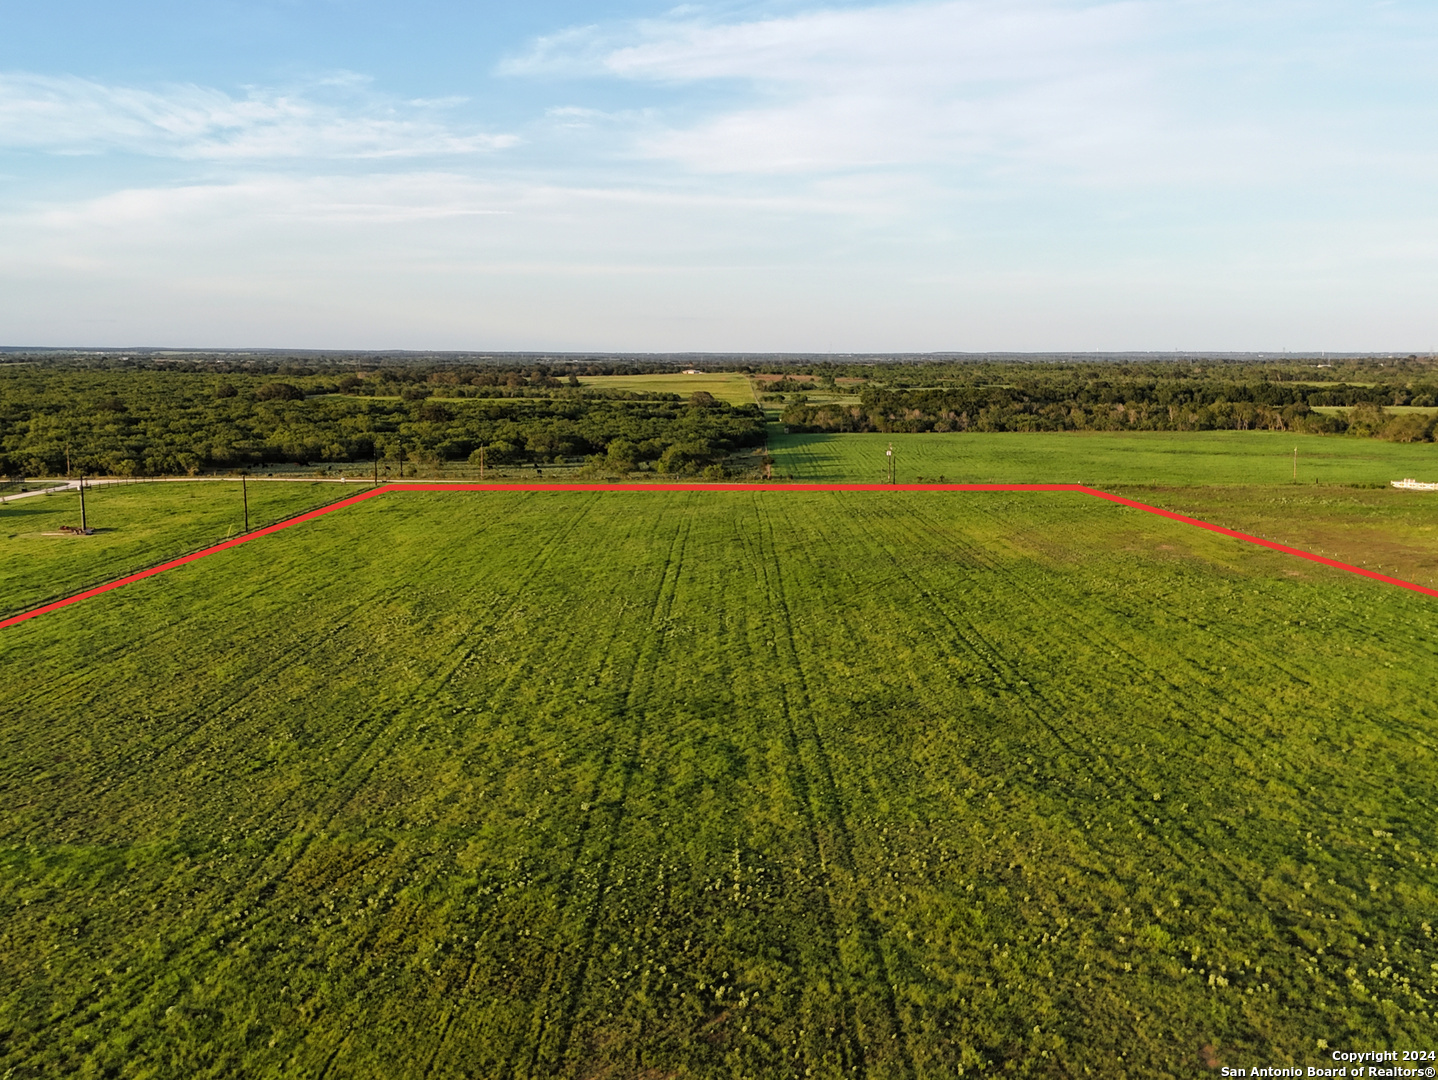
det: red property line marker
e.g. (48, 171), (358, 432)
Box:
(383, 482), (1083, 492)
(0, 486), (389, 631)
(3, 482), (1432, 630)
(1077, 486), (1438, 599)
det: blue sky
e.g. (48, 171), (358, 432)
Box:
(1, 0), (1435, 351)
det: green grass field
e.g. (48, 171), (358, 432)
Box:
(770, 430), (1438, 487)
(1134, 485), (1438, 590)
(578, 373), (757, 405)
(3, 489), (1436, 1078)
(0, 481), (353, 619)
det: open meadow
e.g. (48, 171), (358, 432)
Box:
(577, 373), (758, 406)
(2, 488), (1437, 1078)
(768, 430), (1438, 588)
(769, 430), (1438, 487)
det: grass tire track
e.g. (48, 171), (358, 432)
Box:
(754, 493), (915, 1079)
(527, 496), (699, 1078)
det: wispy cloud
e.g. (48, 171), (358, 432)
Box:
(600, 1), (1144, 84)
(501, 0), (1438, 182)
(503, 1), (1161, 175)
(6, 171), (879, 241)
(5, 1), (1437, 349)
(0, 73), (517, 160)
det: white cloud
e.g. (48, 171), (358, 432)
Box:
(2, 169), (1436, 351)
(501, 0), (1438, 183)
(5, 170), (879, 243)
(0, 73), (517, 160)
(503, 1), (1162, 175)
(601, 1), (1143, 84)
(497, 24), (619, 78)
(4, 2), (1437, 349)
(0, 171), (929, 349)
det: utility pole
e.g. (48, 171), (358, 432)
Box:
(886, 442), (894, 484)
(1293, 447), (1297, 482)
(480, 445), (485, 481)
(79, 475), (87, 532)
(373, 446), (379, 486)
(242, 474), (250, 532)
(398, 442), (404, 478)
(66, 444), (71, 478)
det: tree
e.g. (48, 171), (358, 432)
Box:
(607, 439), (638, 471)
(256, 382), (304, 401)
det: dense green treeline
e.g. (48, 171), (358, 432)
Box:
(0, 367), (765, 477)
(783, 376), (1438, 440)
(0, 352), (697, 377)
(769, 355), (1437, 383)
(7, 356), (1438, 476)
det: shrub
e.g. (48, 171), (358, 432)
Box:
(607, 439), (638, 470)
(256, 382), (304, 402)
(1345, 403), (1387, 437)
(1380, 413), (1434, 443)
(417, 401), (454, 423)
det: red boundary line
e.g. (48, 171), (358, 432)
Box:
(1075, 486), (1438, 598)
(3, 482), (1432, 630)
(0, 487), (388, 630)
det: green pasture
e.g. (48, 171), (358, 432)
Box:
(578, 372), (757, 405)
(1133, 485), (1438, 591)
(770, 430), (1438, 487)
(766, 393), (863, 408)
(2, 490), (1436, 1078)
(0, 481), (353, 618)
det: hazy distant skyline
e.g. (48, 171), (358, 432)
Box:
(2, 1), (1435, 352)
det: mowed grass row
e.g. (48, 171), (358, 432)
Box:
(1, 491), (1436, 1078)
(0, 481), (357, 618)
(770, 430), (1438, 487)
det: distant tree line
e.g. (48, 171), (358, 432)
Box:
(0, 367), (766, 477)
(0, 352), (725, 378)
(782, 375), (1438, 441)
(7, 357), (1438, 477)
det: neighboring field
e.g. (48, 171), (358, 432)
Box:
(770, 430), (1438, 487)
(1135, 485), (1438, 593)
(578, 372), (757, 405)
(2, 490), (1436, 1078)
(767, 430), (1438, 586)
(0, 481), (350, 619)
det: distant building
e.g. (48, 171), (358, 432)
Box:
(682, 368), (703, 375)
